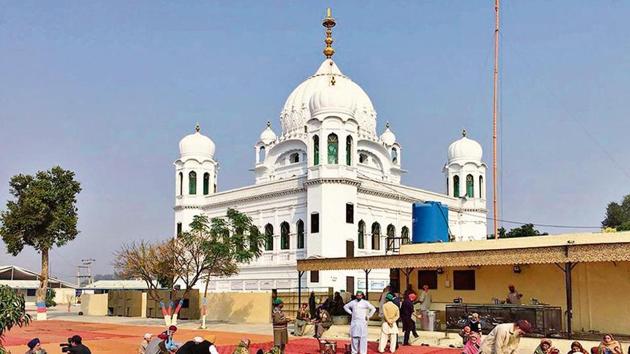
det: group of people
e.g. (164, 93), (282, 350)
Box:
(138, 325), (221, 354)
(531, 335), (625, 354)
(23, 335), (91, 354)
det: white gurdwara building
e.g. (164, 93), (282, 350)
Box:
(174, 11), (487, 293)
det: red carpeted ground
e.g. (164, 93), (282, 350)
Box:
(217, 338), (461, 354)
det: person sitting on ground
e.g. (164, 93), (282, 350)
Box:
(331, 291), (346, 316)
(549, 349), (560, 354)
(294, 303), (311, 336)
(462, 332), (481, 354)
(25, 338), (47, 354)
(534, 339), (553, 354)
(232, 338), (251, 354)
(175, 335), (218, 354)
(139, 333), (152, 354)
(568, 342), (588, 354)
(460, 326), (473, 345)
(164, 325), (179, 352)
(594, 334), (623, 354)
(468, 313), (483, 334)
(314, 306), (333, 339)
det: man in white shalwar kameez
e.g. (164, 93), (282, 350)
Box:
(344, 290), (376, 354)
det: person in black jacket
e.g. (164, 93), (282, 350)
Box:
(308, 291), (317, 319)
(67, 335), (91, 354)
(468, 313), (483, 334)
(401, 293), (419, 345)
(175, 336), (218, 354)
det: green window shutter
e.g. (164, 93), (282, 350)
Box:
(313, 136), (320, 166)
(189, 171), (197, 195)
(327, 134), (338, 164)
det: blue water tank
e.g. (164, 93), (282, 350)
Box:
(412, 201), (449, 243)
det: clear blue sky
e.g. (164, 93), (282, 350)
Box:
(1, 1), (629, 281)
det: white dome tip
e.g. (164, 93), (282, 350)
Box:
(259, 121), (277, 145)
(447, 130), (482, 162)
(179, 124), (216, 158)
(380, 122), (396, 146)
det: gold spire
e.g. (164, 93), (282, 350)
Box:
(322, 7), (336, 59)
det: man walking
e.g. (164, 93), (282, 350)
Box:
(379, 293), (400, 353)
(272, 298), (292, 354)
(479, 320), (532, 354)
(401, 293), (419, 345)
(344, 291), (376, 354)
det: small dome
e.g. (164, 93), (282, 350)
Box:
(259, 122), (277, 145)
(448, 130), (482, 163)
(179, 124), (216, 159)
(308, 79), (357, 116)
(380, 122), (396, 146)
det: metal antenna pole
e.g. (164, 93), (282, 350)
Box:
(492, 0), (500, 239)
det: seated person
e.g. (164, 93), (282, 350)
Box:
(568, 341), (589, 354)
(592, 334), (623, 354)
(314, 306), (333, 339)
(462, 332), (481, 354)
(294, 303), (311, 336)
(534, 339), (553, 354)
(459, 326), (473, 345)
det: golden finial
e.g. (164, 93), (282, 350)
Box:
(322, 7), (336, 59)
(195, 123), (200, 132)
(462, 129), (467, 137)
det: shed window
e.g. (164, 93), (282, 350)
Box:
(418, 270), (438, 290)
(310, 271), (320, 283)
(454, 270), (476, 290)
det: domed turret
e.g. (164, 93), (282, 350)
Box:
(280, 59), (377, 138)
(447, 129), (482, 163)
(179, 124), (216, 159)
(259, 121), (277, 145)
(380, 122), (396, 146)
(308, 79), (357, 117)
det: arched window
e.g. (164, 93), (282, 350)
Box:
(264, 224), (274, 251)
(359, 153), (368, 164)
(453, 175), (460, 197)
(401, 226), (410, 244)
(203, 173), (210, 195)
(466, 174), (474, 197)
(178, 172), (183, 196)
(188, 171), (197, 195)
(297, 220), (305, 249)
(258, 146), (265, 163)
(345, 136), (353, 166)
(371, 222), (381, 250)
(479, 176), (483, 198)
(289, 153), (300, 163)
(280, 222), (290, 250)
(391, 148), (398, 163)
(357, 220), (365, 249)
(387, 224), (395, 238)
(386, 224), (395, 251)
(313, 135), (320, 165)
(327, 133), (338, 164)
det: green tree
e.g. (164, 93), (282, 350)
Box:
(505, 223), (547, 237)
(114, 208), (265, 326)
(602, 194), (630, 231)
(0, 285), (31, 353)
(0, 166), (81, 320)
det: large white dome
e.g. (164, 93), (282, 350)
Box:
(447, 130), (482, 163)
(179, 124), (216, 159)
(280, 59), (376, 137)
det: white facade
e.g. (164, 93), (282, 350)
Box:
(173, 35), (487, 293)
